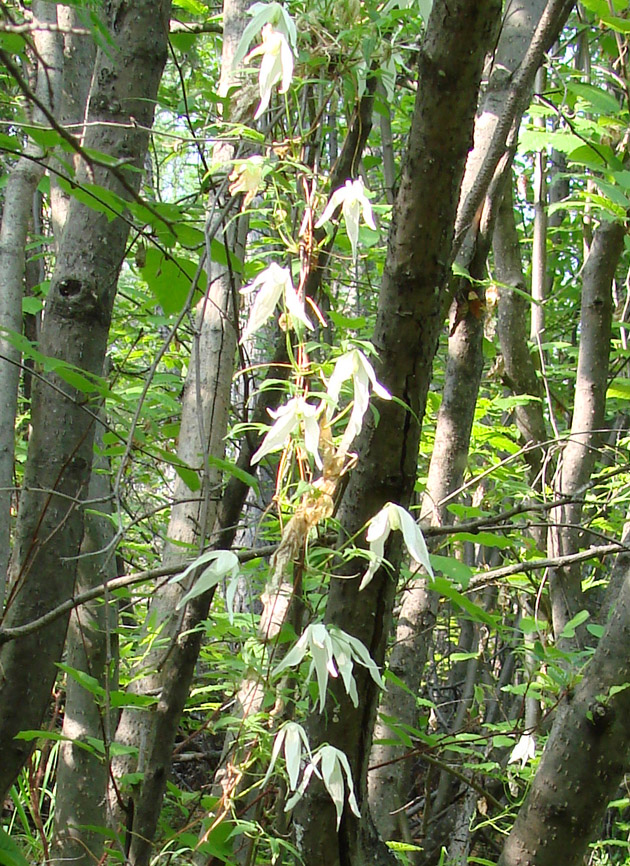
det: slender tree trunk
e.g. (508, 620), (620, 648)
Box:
(369, 0), (553, 843)
(111, 3), (250, 860)
(548, 221), (624, 644)
(292, 3), (502, 863)
(493, 181), (548, 485)
(49, 4), (96, 243)
(0, 1), (61, 605)
(0, 0), (170, 801)
(51, 423), (118, 865)
(499, 552), (630, 866)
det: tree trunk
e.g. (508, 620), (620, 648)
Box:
(369, 0), (553, 843)
(499, 552), (630, 866)
(111, 2), (250, 860)
(292, 2), (502, 863)
(0, 1), (61, 604)
(0, 0), (170, 801)
(548, 221), (624, 644)
(51, 422), (118, 866)
(493, 180), (548, 485)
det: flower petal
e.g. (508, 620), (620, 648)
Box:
(360, 505), (392, 590)
(395, 505), (434, 577)
(357, 351), (391, 401)
(314, 186), (347, 229)
(284, 280), (314, 330)
(251, 398), (300, 464)
(342, 198), (361, 260)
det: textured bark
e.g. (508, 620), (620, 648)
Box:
(452, 0), (575, 257)
(369, 0), (552, 843)
(499, 554), (630, 866)
(0, 2), (61, 606)
(111, 3), (249, 861)
(547, 222), (624, 643)
(0, 0), (170, 800)
(49, 5), (97, 241)
(493, 182), (548, 483)
(530, 67), (548, 343)
(51, 424), (118, 866)
(292, 2), (502, 863)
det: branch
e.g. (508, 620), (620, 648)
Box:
(452, 0), (575, 257)
(0, 544), (277, 646)
(0, 47), (176, 234)
(468, 542), (625, 589)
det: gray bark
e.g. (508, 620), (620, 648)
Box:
(0, 2), (61, 607)
(51, 423), (118, 866)
(111, 2), (249, 860)
(499, 554), (630, 866)
(369, 0), (552, 843)
(0, 0), (170, 801)
(291, 2), (502, 863)
(452, 0), (575, 258)
(493, 181), (548, 484)
(50, 5), (96, 241)
(548, 221), (624, 643)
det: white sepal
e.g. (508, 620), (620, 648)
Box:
(326, 348), (391, 454)
(508, 733), (536, 768)
(251, 397), (322, 468)
(315, 178), (377, 260)
(360, 502), (433, 590)
(240, 263), (312, 342)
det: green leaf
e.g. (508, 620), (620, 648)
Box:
(174, 462), (201, 492)
(0, 132), (21, 151)
(173, 0), (208, 12)
(57, 177), (127, 220)
(0, 827), (29, 866)
(608, 378), (630, 400)
(328, 310), (367, 331)
(519, 128), (583, 154)
(58, 663), (105, 698)
(108, 691), (159, 709)
(559, 609), (590, 640)
(140, 247), (206, 314)
(207, 454), (260, 496)
(429, 576), (497, 626)
(451, 531), (513, 550)
(429, 554), (472, 588)
(0, 32), (27, 54)
(567, 81), (620, 115)
(22, 296), (44, 315)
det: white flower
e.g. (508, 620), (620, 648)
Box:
(263, 722), (312, 791)
(252, 396), (322, 467)
(272, 623), (383, 713)
(326, 349), (391, 453)
(229, 155), (266, 207)
(360, 502), (434, 590)
(245, 23), (294, 120)
(285, 745), (361, 828)
(314, 177), (377, 260)
(508, 733), (536, 768)
(240, 262), (312, 342)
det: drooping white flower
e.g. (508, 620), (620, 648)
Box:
(263, 722), (313, 791)
(508, 733), (536, 768)
(252, 396), (322, 467)
(326, 349), (391, 453)
(245, 23), (294, 120)
(240, 262), (312, 342)
(314, 177), (377, 260)
(284, 744), (361, 828)
(272, 623), (383, 713)
(229, 155), (266, 207)
(360, 502), (433, 590)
